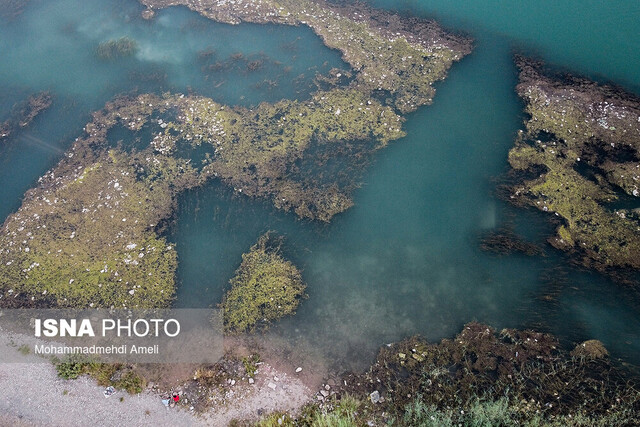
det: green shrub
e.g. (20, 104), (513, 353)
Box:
(55, 356), (89, 380)
(113, 370), (146, 394)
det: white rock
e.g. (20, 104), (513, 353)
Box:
(295, 367), (302, 373)
(267, 382), (277, 390)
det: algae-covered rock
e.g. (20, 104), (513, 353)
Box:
(507, 57), (640, 273)
(221, 233), (306, 334)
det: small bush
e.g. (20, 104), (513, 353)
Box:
(113, 370), (146, 394)
(55, 357), (88, 380)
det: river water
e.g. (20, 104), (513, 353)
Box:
(1, 0), (639, 371)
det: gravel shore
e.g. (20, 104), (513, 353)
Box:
(0, 332), (312, 426)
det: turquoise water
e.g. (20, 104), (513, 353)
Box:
(369, 0), (640, 91)
(1, 0), (639, 371)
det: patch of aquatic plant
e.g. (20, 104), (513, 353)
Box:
(0, 149), (185, 308)
(0, 94), (206, 308)
(251, 323), (640, 426)
(0, 91), (52, 142)
(507, 57), (640, 273)
(96, 37), (138, 60)
(479, 226), (545, 256)
(367, 323), (639, 422)
(221, 233), (306, 334)
(139, 0), (472, 113)
(170, 89), (404, 221)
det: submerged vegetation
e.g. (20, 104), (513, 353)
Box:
(140, 0), (471, 113)
(222, 233), (306, 334)
(507, 57), (640, 274)
(479, 226), (545, 256)
(0, 91), (52, 142)
(0, 0), (471, 307)
(176, 89), (404, 221)
(0, 94), (201, 308)
(96, 37), (138, 60)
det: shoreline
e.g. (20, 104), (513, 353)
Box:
(3, 322), (638, 426)
(0, 329), (316, 426)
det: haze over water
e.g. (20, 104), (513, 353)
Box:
(1, 0), (639, 371)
